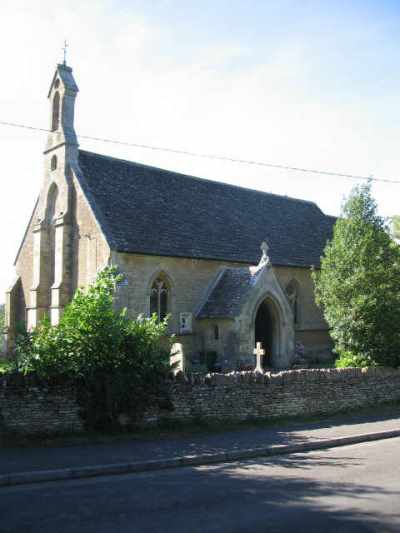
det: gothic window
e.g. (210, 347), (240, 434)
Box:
(51, 155), (57, 171)
(46, 183), (59, 224)
(286, 280), (299, 325)
(46, 184), (59, 289)
(52, 91), (60, 131)
(214, 325), (219, 340)
(150, 277), (170, 321)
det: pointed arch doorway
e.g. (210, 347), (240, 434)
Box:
(254, 297), (280, 369)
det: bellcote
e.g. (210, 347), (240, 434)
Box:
(45, 63), (79, 154)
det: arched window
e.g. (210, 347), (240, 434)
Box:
(285, 280), (299, 325)
(52, 91), (60, 131)
(46, 183), (59, 224)
(150, 277), (170, 321)
(214, 325), (219, 340)
(51, 155), (57, 171)
(46, 184), (59, 289)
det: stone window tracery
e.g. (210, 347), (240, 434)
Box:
(285, 279), (299, 325)
(150, 277), (169, 321)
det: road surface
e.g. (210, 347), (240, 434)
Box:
(1, 437), (399, 532)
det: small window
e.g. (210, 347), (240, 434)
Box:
(150, 278), (169, 321)
(51, 155), (57, 171)
(214, 325), (219, 340)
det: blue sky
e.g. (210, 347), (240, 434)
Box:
(1, 0), (399, 301)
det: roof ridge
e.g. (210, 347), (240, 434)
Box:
(78, 149), (325, 212)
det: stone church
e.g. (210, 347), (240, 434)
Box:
(5, 63), (336, 370)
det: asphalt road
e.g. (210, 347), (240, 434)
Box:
(1, 437), (399, 533)
(3, 406), (400, 476)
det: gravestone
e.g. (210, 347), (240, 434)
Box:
(253, 342), (265, 373)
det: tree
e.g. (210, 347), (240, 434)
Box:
(313, 183), (400, 368)
(0, 304), (4, 353)
(393, 216), (400, 240)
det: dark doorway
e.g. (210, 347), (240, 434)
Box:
(255, 300), (274, 368)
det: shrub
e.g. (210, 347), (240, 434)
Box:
(0, 359), (12, 375)
(15, 267), (173, 429)
(313, 182), (400, 368)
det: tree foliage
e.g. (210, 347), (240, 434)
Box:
(15, 267), (173, 429)
(0, 304), (4, 353)
(393, 215), (400, 240)
(313, 183), (400, 368)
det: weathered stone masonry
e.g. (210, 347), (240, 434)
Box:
(150, 367), (400, 425)
(1, 368), (399, 437)
(0, 375), (82, 437)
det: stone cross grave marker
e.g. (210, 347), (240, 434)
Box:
(253, 342), (265, 373)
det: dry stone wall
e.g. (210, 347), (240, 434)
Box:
(0, 375), (83, 437)
(1, 368), (399, 437)
(147, 367), (400, 425)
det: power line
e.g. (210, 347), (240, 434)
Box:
(1, 119), (399, 185)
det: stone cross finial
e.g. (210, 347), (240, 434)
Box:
(62, 40), (69, 65)
(259, 241), (270, 266)
(253, 342), (265, 373)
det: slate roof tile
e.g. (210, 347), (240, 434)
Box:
(77, 150), (335, 267)
(197, 268), (254, 318)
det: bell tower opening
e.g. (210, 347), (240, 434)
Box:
(45, 62), (79, 155)
(51, 91), (60, 131)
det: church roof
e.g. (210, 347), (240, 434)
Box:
(197, 268), (254, 319)
(77, 150), (335, 267)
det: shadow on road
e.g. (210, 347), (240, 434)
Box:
(1, 405), (400, 476)
(1, 442), (399, 533)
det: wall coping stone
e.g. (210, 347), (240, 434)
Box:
(170, 367), (400, 387)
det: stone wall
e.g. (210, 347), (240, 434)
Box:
(115, 253), (332, 367)
(116, 254), (327, 338)
(0, 375), (83, 437)
(115, 252), (245, 334)
(147, 367), (400, 424)
(72, 174), (111, 290)
(10, 172), (110, 335)
(1, 368), (399, 437)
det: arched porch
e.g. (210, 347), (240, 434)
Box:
(253, 294), (282, 369)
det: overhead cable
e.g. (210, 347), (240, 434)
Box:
(0, 119), (398, 185)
